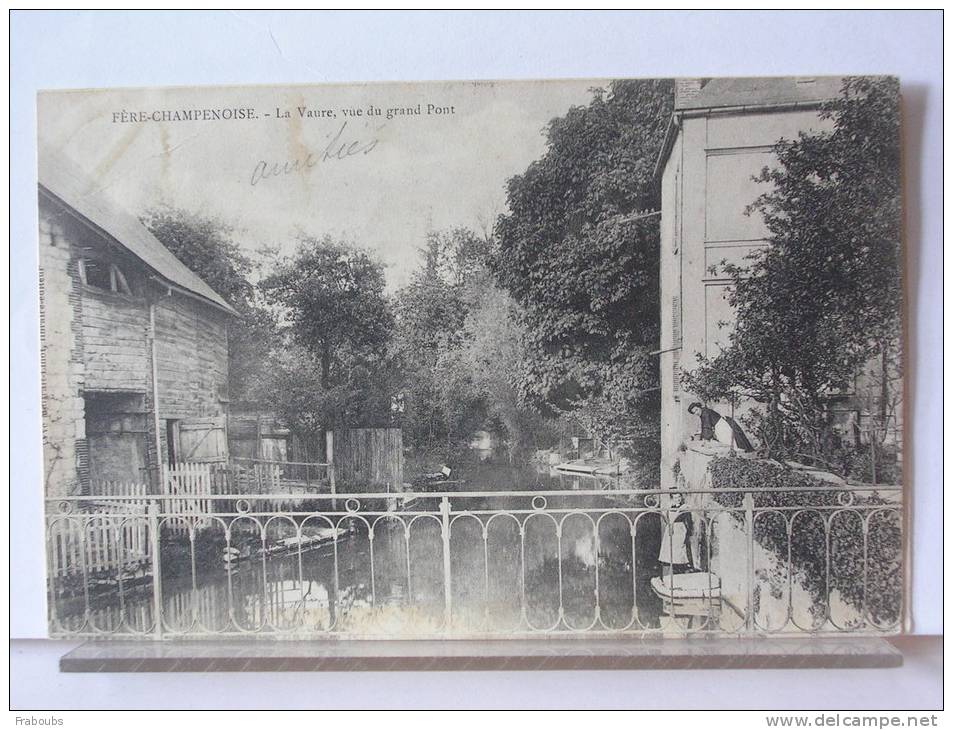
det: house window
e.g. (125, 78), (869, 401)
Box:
(78, 259), (132, 294)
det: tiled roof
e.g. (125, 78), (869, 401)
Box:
(38, 149), (236, 314)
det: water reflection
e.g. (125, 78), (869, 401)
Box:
(51, 464), (666, 636)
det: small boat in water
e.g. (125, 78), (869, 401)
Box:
(222, 527), (347, 566)
(410, 465), (467, 491)
(554, 459), (620, 476)
(266, 528), (345, 556)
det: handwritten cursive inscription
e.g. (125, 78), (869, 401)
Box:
(250, 122), (380, 185)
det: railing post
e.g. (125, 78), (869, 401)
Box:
(148, 500), (164, 640)
(440, 496), (452, 630)
(744, 491), (755, 633)
(326, 430), (337, 510)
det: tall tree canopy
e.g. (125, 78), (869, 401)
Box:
(457, 277), (555, 460)
(394, 228), (491, 452)
(260, 236), (392, 386)
(684, 77), (902, 462)
(395, 227), (555, 461)
(258, 236), (395, 438)
(491, 79), (674, 445)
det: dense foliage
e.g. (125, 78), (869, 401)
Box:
(456, 274), (561, 461)
(492, 79), (673, 450)
(394, 228), (552, 462)
(684, 78), (902, 474)
(258, 236), (397, 443)
(708, 456), (902, 626)
(394, 229), (490, 456)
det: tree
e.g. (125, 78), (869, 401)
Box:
(684, 77), (901, 466)
(394, 228), (492, 454)
(143, 207), (276, 403)
(396, 228), (560, 463)
(259, 341), (401, 458)
(396, 229), (487, 357)
(258, 235), (395, 443)
(457, 277), (556, 462)
(491, 79), (673, 448)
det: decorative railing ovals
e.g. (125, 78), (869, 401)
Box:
(44, 486), (903, 639)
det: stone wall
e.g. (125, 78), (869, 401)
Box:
(39, 201), (86, 498)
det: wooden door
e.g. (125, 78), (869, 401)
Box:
(177, 415), (228, 463)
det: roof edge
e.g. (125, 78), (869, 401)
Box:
(39, 184), (238, 316)
(652, 97), (830, 184)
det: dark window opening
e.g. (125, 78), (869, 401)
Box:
(83, 391), (149, 487)
(81, 259), (111, 290)
(79, 258), (132, 294)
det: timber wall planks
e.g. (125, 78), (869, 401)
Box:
(333, 428), (403, 490)
(82, 292), (151, 391)
(154, 294), (228, 422)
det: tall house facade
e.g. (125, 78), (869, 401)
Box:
(656, 78), (841, 479)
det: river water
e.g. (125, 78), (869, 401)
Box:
(51, 464), (669, 636)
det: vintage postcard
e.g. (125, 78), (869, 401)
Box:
(38, 77), (903, 639)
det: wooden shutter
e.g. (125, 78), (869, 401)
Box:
(178, 415), (228, 463)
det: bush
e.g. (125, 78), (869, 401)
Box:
(708, 456), (902, 626)
(842, 443), (902, 486)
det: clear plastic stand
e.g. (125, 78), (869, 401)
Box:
(60, 637), (902, 672)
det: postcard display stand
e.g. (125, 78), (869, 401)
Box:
(58, 638), (902, 672)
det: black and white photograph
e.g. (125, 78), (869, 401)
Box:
(37, 75), (905, 641)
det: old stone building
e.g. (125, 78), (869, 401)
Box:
(655, 77), (902, 479)
(39, 151), (236, 498)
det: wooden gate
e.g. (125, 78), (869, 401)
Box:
(166, 462), (213, 519)
(332, 428), (403, 490)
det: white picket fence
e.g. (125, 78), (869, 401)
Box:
(166, 462), (214, 521)
(48, 480), (151, 580)
(48, 464), (219, 580)
(47, 461), (318, 582)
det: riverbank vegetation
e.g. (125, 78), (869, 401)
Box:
(492, 79), (673, 464)
(709, 456), (902, 626)
(144, 80), (680, 476)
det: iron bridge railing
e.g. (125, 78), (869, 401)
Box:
(44, 485), (903, 639)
